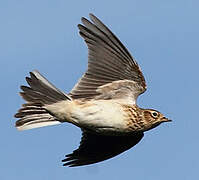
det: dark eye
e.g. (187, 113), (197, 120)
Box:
(151, 112), (158, 118)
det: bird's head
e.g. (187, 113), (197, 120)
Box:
(141, 109), (171, 131)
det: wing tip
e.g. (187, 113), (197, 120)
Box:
(89, 13), (95, 19)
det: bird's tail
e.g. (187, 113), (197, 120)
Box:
(15, 70), (72, 131)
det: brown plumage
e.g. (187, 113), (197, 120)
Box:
(15, 13), (171, 167)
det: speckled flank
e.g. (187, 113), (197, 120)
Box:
(122, 104), (144, 132)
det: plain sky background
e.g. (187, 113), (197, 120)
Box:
(1, 0), (199, 179)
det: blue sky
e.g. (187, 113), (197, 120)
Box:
(1, 0), (199, 179)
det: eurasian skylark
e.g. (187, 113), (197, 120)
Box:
(15, 14), (171, 167)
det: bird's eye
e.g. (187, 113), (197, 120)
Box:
(151, 112), (158, 118)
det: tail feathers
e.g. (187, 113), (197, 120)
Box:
(21, 70), (71, 105)
(15, 103), (61, 131)
(15, 70), (71, 131)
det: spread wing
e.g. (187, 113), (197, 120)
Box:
(69, 14), (146, 103)
(62, 130), (144, 167)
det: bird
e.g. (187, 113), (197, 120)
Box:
(15, 13), (171, 167)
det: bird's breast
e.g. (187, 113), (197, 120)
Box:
(68, 100), (141, 135)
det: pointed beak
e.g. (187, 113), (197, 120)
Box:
(162, 117), (172, 122)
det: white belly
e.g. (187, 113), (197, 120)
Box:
(45, 99), (132, 135)
(68, 100), (129, 134)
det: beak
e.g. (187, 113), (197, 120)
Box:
(162, 117), (172, 122)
